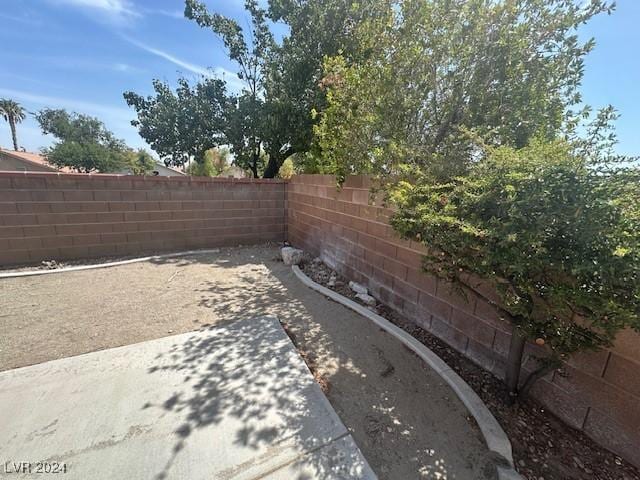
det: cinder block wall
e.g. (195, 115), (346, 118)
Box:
(0, 172), (286, 265)
(1, 170), (638, 466)
(288, 174), (640, 467)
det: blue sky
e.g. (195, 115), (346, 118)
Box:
(0, 0), (638, 157)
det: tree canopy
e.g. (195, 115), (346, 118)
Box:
(35, 108), (129, 173)
(126, 149), (157, 175)
(124, 78), (228, 168)
(124, 0), (387, 177)
(313, 0), (616, 183)
(308, 0), (639, 400)
(186, 147), (232, 176)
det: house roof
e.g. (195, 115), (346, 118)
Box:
(0, 148), (74, 173)
(153, 163), (186, 175)
(1, 148), (186, 176)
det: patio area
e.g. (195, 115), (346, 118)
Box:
(0, 245), (498, 479)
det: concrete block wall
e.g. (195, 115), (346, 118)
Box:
(287, 174), (640, 467)
(0, 171), (286, 265)
(1, 170), (638, 467)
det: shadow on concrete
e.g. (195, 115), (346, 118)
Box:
(147, 246), (497, 480)
(144, 315), (372, 480)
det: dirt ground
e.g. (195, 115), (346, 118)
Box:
(1, 244), (497, 480)
(300, 261), (640, 480)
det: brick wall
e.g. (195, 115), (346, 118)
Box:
(1, 170), (638, 466)
(288, 174), (640, 467)
(0, 171), (285, 265)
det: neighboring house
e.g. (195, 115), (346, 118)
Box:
(0, 148), (73, 173)
(0, 148), (184, 176)
(148, 163), (186, 177)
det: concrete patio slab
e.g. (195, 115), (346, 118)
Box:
(0, 316), (375, 480)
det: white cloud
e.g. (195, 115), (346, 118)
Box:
(49, 0), (139, 23)
(141, 8), (184, 19)
(124, 37), (211, 77)
(123, 37), (245, 92)
(54, 0), (136, 14)
(48, 1), (190, 24)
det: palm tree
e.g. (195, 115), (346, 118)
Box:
(0, 99), (26, 151)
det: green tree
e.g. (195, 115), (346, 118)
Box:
(314, 0), (615, 183)
(310, 0), (640, 401)
(185, 0), (274, 178)
(186, 147), (231, 176)
(277, 156), (295, 179)
(390, 137), (640, 402)
(0, 99), (26, 151)
(126, 149), (157, 175)
(186, 156), (215, 177)
(262, 0), (390, 176)
(205, 147), (231, 175)
(184, 0), (386, 177)
(35, 108), (128, 173)
(124, 77), (228, 168)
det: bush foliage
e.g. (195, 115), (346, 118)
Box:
(310, 0), (638, 398)
(391, 139), (640, 371)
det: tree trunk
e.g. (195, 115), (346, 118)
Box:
(10, 117), (18, 151)
(250, 148), (259, 178)
(263, 155), (280, 179)
(519, 361), (558, 399)
(263, 146), (295, 179)
(505, 330), (526, 404)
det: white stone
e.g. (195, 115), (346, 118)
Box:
(356, 293), (376, 307)
(281, 247), (304, 265)
(349, 281), (368, 295)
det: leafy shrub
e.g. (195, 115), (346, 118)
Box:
(126, 149), (156, 175)
(277, 157), (295, 179)
(186, 147), (231, 177)
(391, 138), (640, 399)
(186, 156), (216, 177)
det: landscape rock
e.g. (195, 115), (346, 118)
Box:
(349, 281), (368, 295)
(356, 293), (376, 307)
(281, 247), (304, 265)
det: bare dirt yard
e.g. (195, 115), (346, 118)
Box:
(0, 244), (497, 480)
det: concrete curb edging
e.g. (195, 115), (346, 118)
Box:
(0, 248), (223, 279)
(292, 265), (523, 480)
